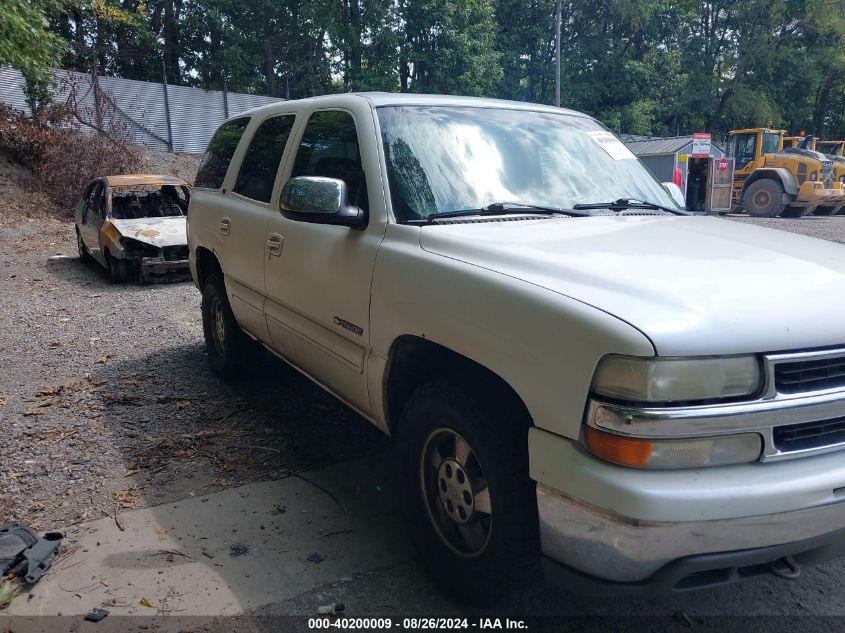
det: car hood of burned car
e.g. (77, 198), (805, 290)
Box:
(109, 216), (187, 248)
(419, 215), (845, 356)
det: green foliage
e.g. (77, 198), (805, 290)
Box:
(0, 0), (66, 108)
(6, 0), (845, 139)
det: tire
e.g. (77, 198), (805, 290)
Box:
(201, 273), (257, 379)
(396, 379), (540, 604)
(76, 228), (92, 263)
(813, 205), (837, 216)
(106, 252), (131, 283)
(742, 179), (787, 217)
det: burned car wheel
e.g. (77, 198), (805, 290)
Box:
(396, 380), (540, 604)
(106, 252), (132, 283)
(201, 274), (259, 379)
(76, 228), (92, 263)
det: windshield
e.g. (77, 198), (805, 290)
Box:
(376, 106), (678, 222)
(110, 185), (190, 220)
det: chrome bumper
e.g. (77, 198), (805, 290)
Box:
(537, 483), (845, 583)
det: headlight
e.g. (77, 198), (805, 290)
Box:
(584, 427), (762, 469)
(591, 355), (762, 403)
(120, 237), (160, 258)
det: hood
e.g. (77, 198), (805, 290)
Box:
(419, 216), (845, 356)
(110, 216), (187, 248)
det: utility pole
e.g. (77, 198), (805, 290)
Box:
(555, 0), (561, 107)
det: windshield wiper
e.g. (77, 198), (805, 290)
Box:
(405, 202), (590, 224)
(572, 198), (688, 215)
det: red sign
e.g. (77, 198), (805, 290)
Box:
(718, 157), (728, 173)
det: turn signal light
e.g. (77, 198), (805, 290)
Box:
(584, 427), (653, 467)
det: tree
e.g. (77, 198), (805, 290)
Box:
(0, 0), (67, 110)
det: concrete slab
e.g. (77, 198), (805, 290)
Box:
(4, 453), (410, 617)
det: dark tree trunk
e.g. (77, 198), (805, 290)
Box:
(163, 0), (181, 84)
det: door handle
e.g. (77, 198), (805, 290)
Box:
(219, 217), (231, 236)
(266, 233), (283, 257)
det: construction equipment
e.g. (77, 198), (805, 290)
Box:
(728, 128), (843, 217)
(784, 135), (845, 215)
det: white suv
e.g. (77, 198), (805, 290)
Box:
(188, 93), (845, 601)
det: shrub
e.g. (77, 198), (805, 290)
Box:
(0, 80), (143, 215)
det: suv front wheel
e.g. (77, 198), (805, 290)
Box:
(396, 380), (540, 604)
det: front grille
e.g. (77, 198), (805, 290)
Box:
(775, 355), (845, 393)
(162, 245), (188, 261)
(823, 163), (835, 187)
(773, 417), (845, 452)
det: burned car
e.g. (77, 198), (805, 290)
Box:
(74, 175), (191, 283)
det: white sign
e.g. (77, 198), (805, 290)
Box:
(588, 131), (637, 161)
(692, 132), (712, 157)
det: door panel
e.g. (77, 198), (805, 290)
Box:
(263, 107), (383, 412)
(221, 114), (298, 343)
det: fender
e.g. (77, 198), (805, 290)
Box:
(742, 168), (798, 197)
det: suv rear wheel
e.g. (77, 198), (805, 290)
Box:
(396, 380), (539, 604)
(201, 274), (259, 379)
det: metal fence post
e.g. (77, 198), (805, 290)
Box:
(161, 60), (174, 152)
(223, 73), (229, 119)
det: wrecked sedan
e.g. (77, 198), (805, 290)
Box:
(74, 175), (191, 283)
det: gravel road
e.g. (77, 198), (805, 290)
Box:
(2, 213), (845, 622)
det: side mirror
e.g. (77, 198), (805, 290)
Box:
(280, 176), (367, 230)
(661, 182), (686, 209)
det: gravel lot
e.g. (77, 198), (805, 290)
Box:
(2, 211), (845, 622)
(0, 219), (386, 533)
(726, 213), (845, 244)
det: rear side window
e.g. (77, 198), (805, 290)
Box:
(195, 117), (250, 189)
(234, 115), (296, 203)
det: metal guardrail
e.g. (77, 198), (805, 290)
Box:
(0, 67), (284, 154)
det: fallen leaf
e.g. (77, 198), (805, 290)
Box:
(175, 401), (191, 410)
(23, 408), (45, 416)
(8, 472), (23, 479)
(195, 430), (221, 439)
(29, 502), (46, 512)
(138, 598), (155, 609)
(36, 385), (64, 396)
(113, 489), (137, 509)
(156, 528), (167, 541)
(0, 578), (19, 609)
(0, 395), (8, 405)
(95, 351), (111, 365)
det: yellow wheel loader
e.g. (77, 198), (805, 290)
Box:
(729, 128), (844, 217)
(815, 139), (845, 215)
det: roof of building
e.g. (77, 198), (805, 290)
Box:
(623, 136), (697, 156)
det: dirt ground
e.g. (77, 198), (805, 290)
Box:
(0, 218), (387, 533)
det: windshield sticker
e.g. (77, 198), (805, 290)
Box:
(587, 131), (637, 160)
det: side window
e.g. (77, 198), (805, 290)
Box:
(234, 115), (296, 203)
(83, 182), (97, 214)
(96, 184), (107, 218)
(195, 117), (250, 189)
(291, 110), (368, 211)
(731, 134), (756, 170)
